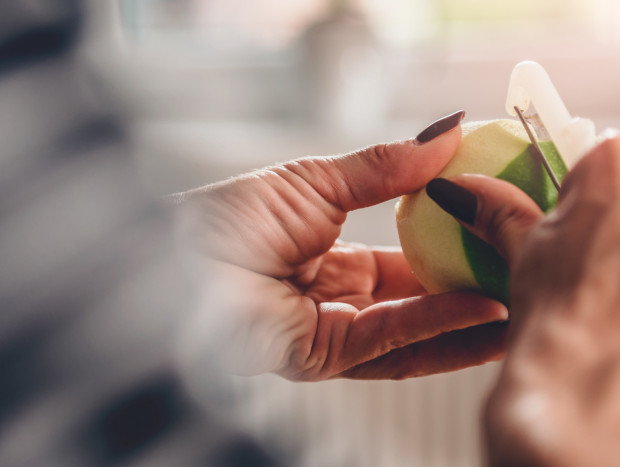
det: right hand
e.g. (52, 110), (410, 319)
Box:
(432, 136), (620, 466)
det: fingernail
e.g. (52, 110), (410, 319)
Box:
(416, 110), (465, 143)
(426, 178), (477, 225)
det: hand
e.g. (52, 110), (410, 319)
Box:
(430, 136), (620, 466)
(171, 111), (509, 381)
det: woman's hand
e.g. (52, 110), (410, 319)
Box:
(429, 136), (620, 466)
(171, 111), (509, 381)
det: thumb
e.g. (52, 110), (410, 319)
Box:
(426, 175), (544, 265)
(289, 110), (465, 212)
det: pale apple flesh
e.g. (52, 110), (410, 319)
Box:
(395, 119), (567, 304)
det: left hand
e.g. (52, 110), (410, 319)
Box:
(171, 114), (509, 381)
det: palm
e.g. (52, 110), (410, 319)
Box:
(292, 242), (424, 309)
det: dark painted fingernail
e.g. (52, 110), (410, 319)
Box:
(416, 110), (465, 143)
(426, 178), (477, 225)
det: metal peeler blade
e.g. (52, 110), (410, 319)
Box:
(514, 106), (561, 191)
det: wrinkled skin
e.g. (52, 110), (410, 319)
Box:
(170, 122), (509, 381)
(448, 136), (620, 466)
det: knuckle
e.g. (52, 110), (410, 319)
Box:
(364, 143), (391, 164)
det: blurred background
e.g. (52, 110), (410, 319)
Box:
(80, 1), (620, 465)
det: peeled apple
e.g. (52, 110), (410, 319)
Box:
(395, 119), (568, 305)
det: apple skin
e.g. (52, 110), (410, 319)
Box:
(395, 119), (567, 305)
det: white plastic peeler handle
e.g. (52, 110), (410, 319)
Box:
(506, 60), (596, 168)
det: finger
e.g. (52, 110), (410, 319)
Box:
(340, 292), (508, 370)
(371, 246), (427, 300)
(284, 111), (465, 213)
(339, 321), (508, 380)
(561, 135), (620, 205)
(426, 175), (544, 264)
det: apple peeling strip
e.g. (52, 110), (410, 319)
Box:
(506, 61), (596, 169)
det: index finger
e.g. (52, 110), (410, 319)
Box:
(428, 175), (544, 265)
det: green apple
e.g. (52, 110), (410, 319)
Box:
(395, 119), (568, 305)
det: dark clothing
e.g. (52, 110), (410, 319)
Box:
(0, 2), (280, 465)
